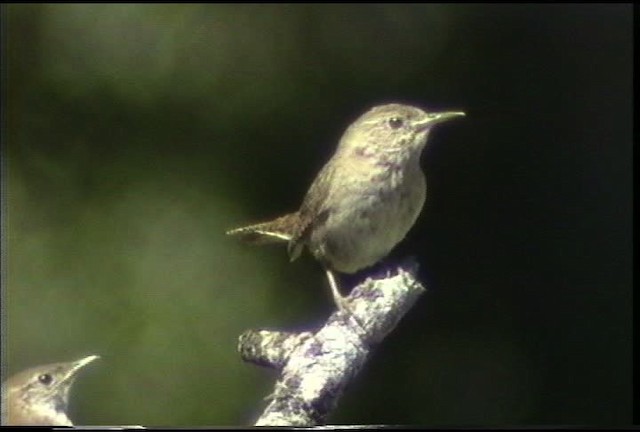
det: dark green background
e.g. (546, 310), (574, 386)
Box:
(3, 4), (632, 426)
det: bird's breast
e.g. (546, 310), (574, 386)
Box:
(310, 161), (426, 274)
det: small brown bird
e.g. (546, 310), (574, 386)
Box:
(1, 355), (99, 426)
(227, 103), (465, 310)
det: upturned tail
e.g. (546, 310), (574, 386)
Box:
(226, 212), (299, 244)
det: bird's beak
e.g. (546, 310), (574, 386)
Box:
(416, 111), (466, 130)
(65, 355), (100, 381)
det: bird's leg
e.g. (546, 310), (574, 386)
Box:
(325, 268), (350, 313)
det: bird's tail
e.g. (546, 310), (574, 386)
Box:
(226, 212), (299, 244)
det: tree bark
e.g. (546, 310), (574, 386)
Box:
(237, 259), (426, 426)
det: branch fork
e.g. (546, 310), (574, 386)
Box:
(237, 260), (426, 426)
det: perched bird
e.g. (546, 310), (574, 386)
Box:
(1, 355), (99, 426)
(227, 103), (465, 310)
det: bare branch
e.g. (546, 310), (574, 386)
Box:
(238, 259), (426, 426)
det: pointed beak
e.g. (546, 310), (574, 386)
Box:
(416, 111), (466, 130)
(64, 355), (100, 381)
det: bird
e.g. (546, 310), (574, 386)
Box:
(227, 103), (465, 311)
(2, 355), (99, 426)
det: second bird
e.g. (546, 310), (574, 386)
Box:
(227, 103), (465, 311)
(1, 355), (99, 426)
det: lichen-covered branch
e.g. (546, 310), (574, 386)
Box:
(237, 260), (426, 426)
(238, 330), (314, 369)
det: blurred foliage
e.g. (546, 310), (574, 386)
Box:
(2, 3), (632, 426)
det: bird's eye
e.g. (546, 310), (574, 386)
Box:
(388, 117), (404, 129)
(427, 113), (438, 119)
(38, 373), (53, 385)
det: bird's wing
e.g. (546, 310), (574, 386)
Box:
(287, 161), (335, 261)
